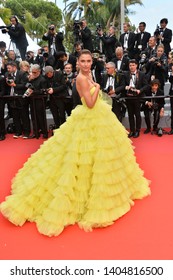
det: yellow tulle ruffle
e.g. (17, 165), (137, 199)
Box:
(0, 92), (150, 236)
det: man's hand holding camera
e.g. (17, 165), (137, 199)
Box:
(46, 88), (53, 95)
(125, 86), (140, 95)
(6, 78), (16, 87)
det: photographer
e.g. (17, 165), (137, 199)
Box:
(78, 19), (93, 52)
(0, 75), (6, 140)
(145, 44), (168, 89)
(44, 65), (67, 129)
(101, 62), (125, 122)
(4, 61), (31, 138)
(2, 16), (28, 60)
(91, 50), (105, 85)
(26, 64), (48, 139)
(123, 59), (149, 138)
(143, 79), (165, 135)
(97, 26), (118, 62)
(154, 18), (172, 57)
(35, 46), (55, 74)
(111, 46), (129, 72)
(42, 24), (65, 55)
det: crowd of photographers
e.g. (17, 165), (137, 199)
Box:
(0, 16), (173, 141)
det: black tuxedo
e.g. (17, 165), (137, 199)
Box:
(119, 32), (136, 58)
(143, 88), (165, 130)
(123, 70), (149, 132)
(135, 31), (151, 61)
(111, 55), (129, 72)
(135, 31), (151, 51)
(42, 32), (65, 53)
(100, 34), (118, 61)
(101, 72), (125, 121)
(160, 28), (172, 56)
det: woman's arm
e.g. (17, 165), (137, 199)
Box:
(76, 75), (100, 108)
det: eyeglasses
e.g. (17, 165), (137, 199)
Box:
(32, 71), (38, 74)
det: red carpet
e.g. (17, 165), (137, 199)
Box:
(0, 131), (173, 260)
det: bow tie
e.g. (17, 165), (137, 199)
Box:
(108, 74), (114, 78)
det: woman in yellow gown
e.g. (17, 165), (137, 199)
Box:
(0, 50), (150, 237)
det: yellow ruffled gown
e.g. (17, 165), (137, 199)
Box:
(0, 88), (150, 237)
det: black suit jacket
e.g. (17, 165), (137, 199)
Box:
(111, 55), (129, 71)
(135, 31), (151, 51)
(123, 70), (149, 96)
(81, 27), (93, 52)
(119, 32), (136, 58)
(100, 34), (118, 61)
(4, 70), (28, 96)
(45, 70), (66, 97)
(144, 88), (165, 109)
(161, 28), (172, 55)
(8, 23), (28, 49)
(101, 72), (125, 96)
(42, 32), (65, 53)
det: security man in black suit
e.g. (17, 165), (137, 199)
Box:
(119, 22), (136, 59)
(123, 59), (149, 138)
(135, 22), (151, 61)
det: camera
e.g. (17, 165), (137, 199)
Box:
(139, 52), (147, 64)
(1, 29), (7, 34)
(43, 52), (49, 58)
(23, 82), (34, 98)
(105, 86), (113, 93)
(127, 87), (138, 96)
(96, 23), (102, 32)
(6, 78), (14, 84)
(6, 74), (14, 84)
(154, 24), (163, 37)
(151, 102), (159, 110)
(73, 20), (83, 31)
(40, 88), (49, 94)
(49, 26), (54, 31)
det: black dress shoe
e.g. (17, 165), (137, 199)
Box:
(0, 135), (5, 141)
(133, 131), (140, 138)
(128, 132), (134, 138)
(168, 129), (173, 135)
(144, 128), (151, 134)
(28, 134), (36, 139)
